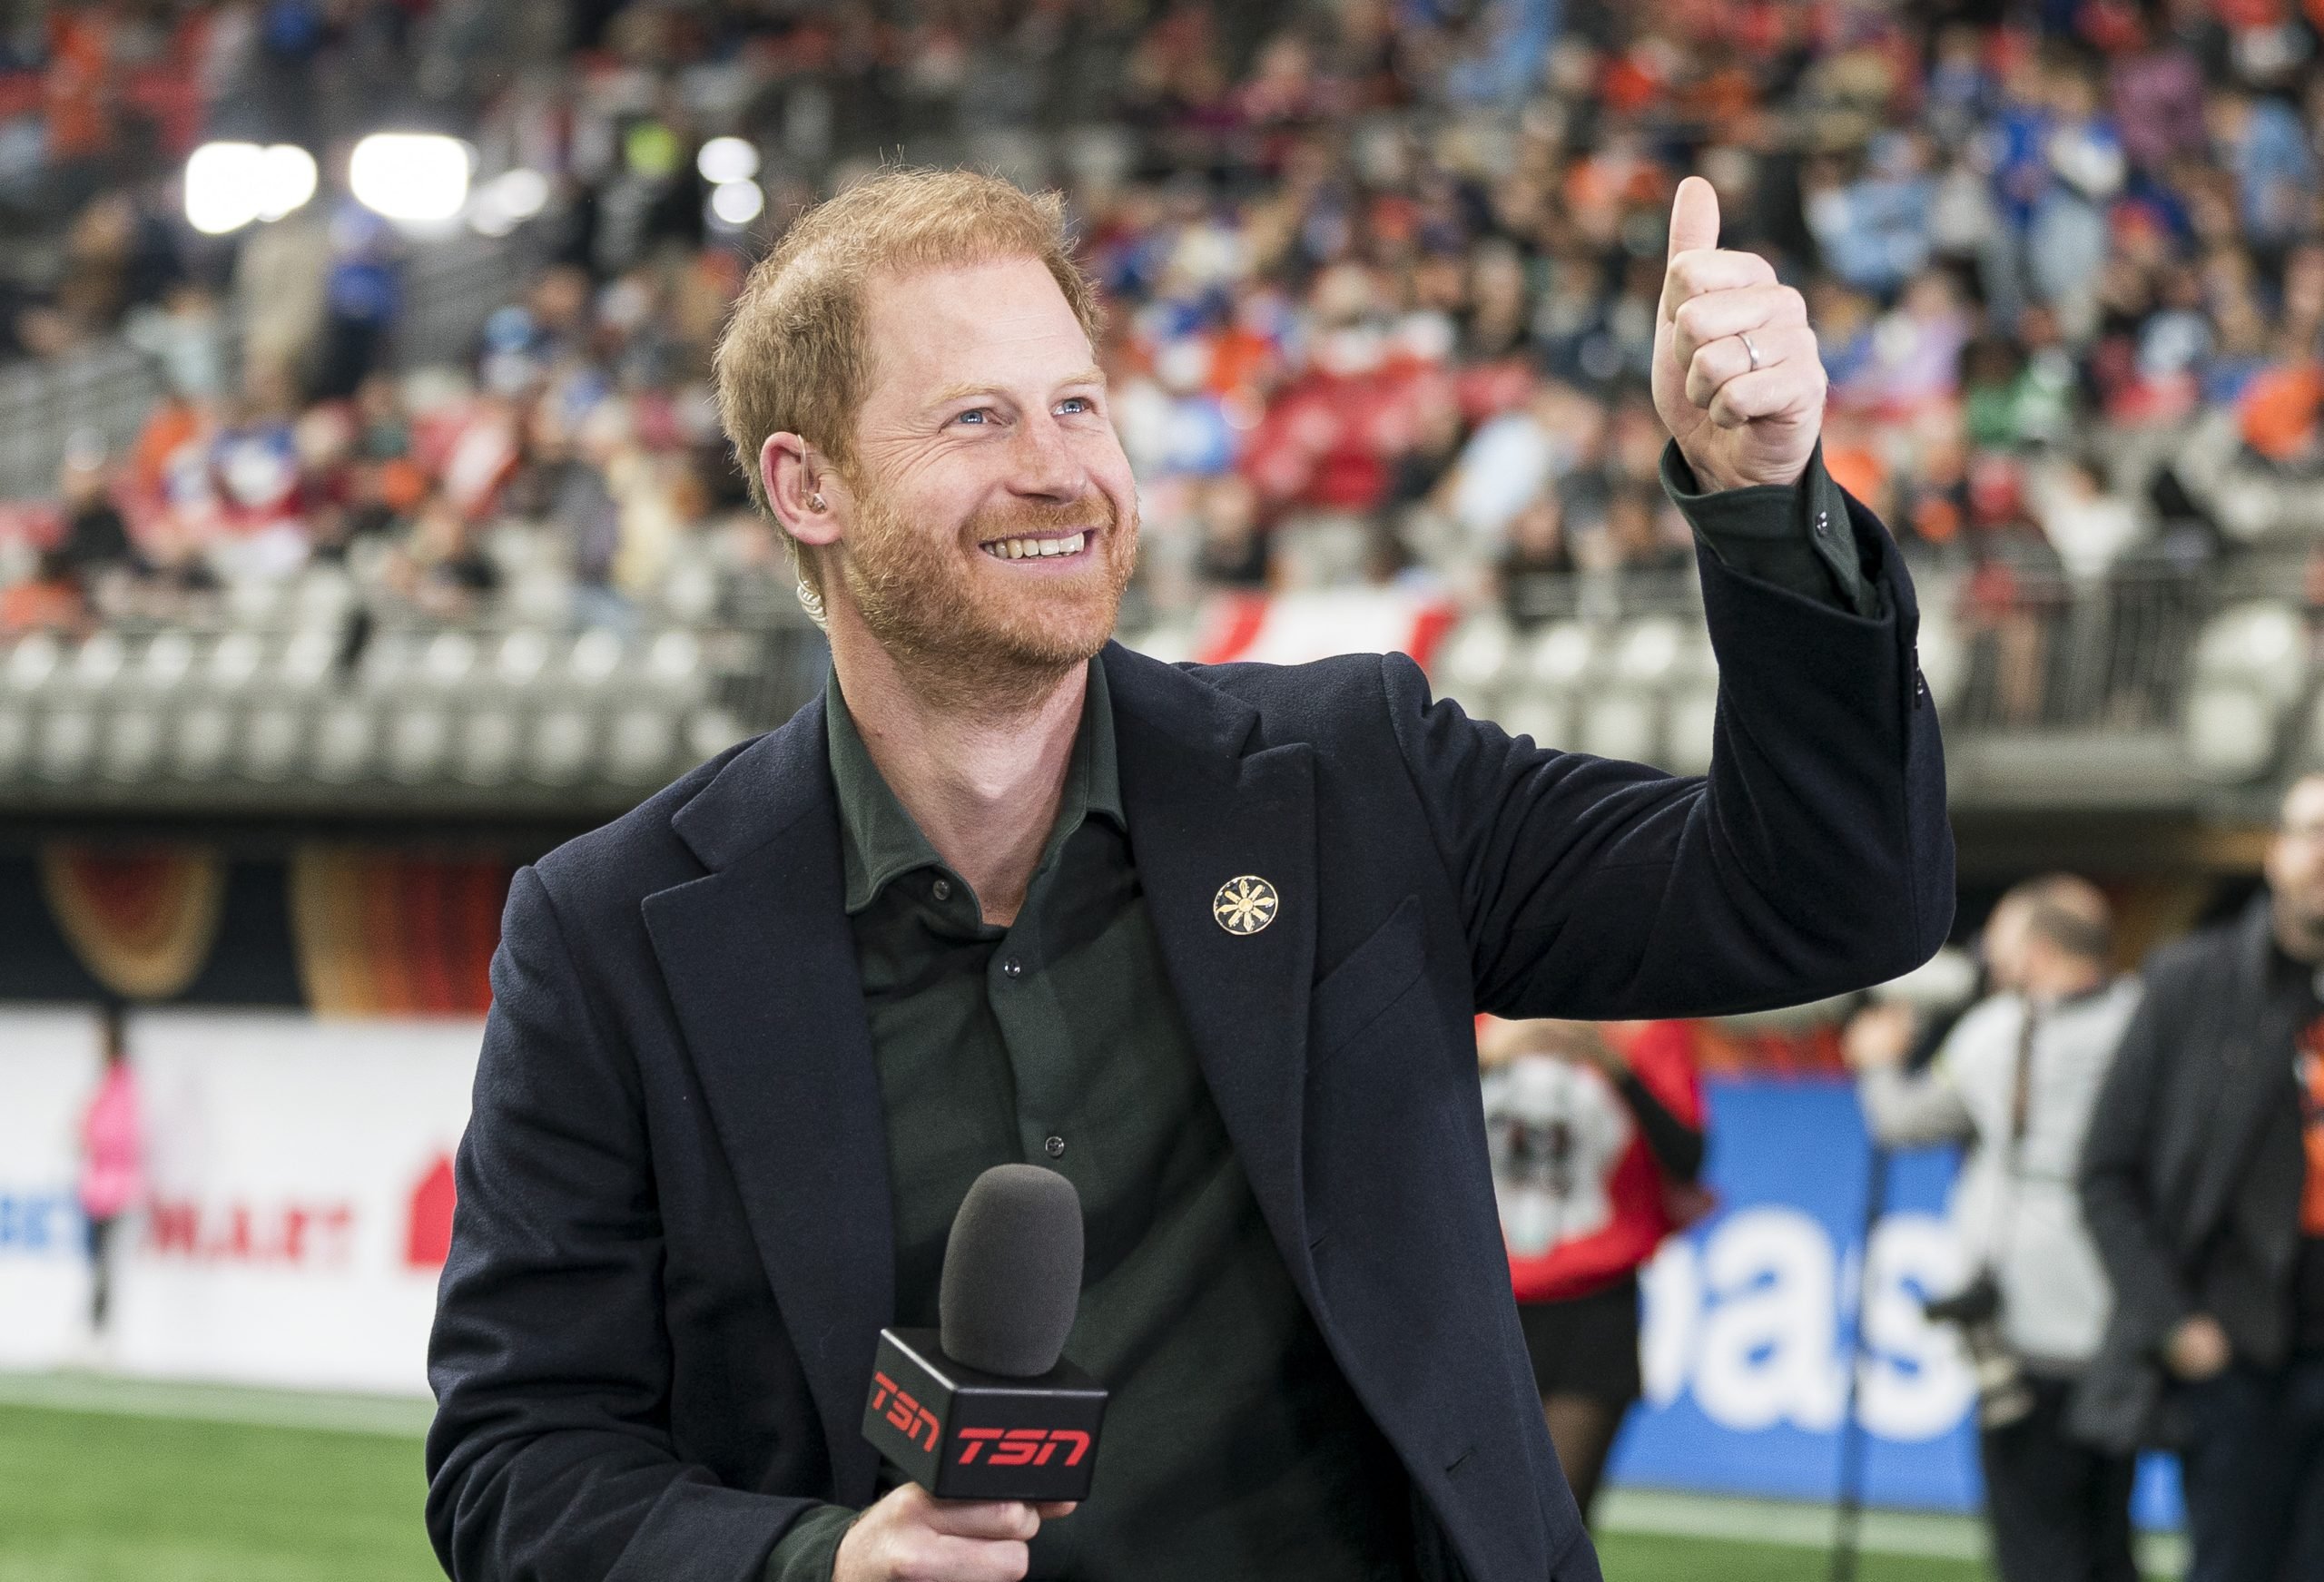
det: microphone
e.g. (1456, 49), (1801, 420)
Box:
(861, 1164), (1108, 1502)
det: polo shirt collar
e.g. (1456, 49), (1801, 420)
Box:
(823, 656), (1124, 916)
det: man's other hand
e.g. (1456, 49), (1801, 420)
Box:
(1651, 175), (1827, 493)
(833, 1484), (1076, 1582)
(2163, 1313), (2232, 1381)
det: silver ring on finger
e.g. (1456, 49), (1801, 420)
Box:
(1739, 331), (1763, 372)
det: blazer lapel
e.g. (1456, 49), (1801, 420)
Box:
(1104, 644), (1323, 1305)
(645, 697), (891, 1504)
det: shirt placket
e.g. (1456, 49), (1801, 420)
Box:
(988, 911), (1084, 1186)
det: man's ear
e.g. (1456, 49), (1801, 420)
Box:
(761, 432), (842, 549)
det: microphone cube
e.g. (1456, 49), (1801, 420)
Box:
(862, 1328), (1108, 1502)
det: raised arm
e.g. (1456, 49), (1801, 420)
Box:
(1386, 178), (1952, 1019)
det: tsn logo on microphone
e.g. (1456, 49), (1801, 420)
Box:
(959, 1427), (1092, 1469)
(862, 1329), (1107, 1502)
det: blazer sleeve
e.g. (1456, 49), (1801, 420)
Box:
(2078, 963), (2196, 1357)
(1384, 491), (1954, 1020)
(425, 866), (811, 1582)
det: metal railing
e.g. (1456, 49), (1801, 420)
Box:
(1929, 548), (2312, 737)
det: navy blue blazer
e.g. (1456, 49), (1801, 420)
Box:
(426, 515), (1954, 1582)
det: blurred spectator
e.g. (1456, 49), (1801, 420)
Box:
(1498, 494), (1575, 625)
(391, 493), (500, 620)
(316, 201), (403, 399)
(1192, 473), (1269, 589)
(1601, 484), (1692, 577)
(2030, 454), (2147, 581)
(2079, 773), (2324, 1582)
(77, 1008), (143, 1343)
(2208, 87), (2317, 252)
(1847, 878), (2142, 1582)
(1480, 1017), (1709, 1527)
(56, 437), (136, 585)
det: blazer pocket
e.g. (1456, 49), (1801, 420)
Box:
(1310, 895), (1426, 1060)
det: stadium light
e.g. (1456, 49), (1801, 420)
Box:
(186, 142), (320, 233)
(709, 178), (765, 227)
(350, 133), (472, 222)
(257, 144), (318, 221)
(185, 142), (266, 234)
(697, 136), (761, 185)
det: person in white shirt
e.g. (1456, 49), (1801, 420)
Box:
(1846, 874), (2142, 1582)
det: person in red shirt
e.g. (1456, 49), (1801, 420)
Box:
(1479, 1017), (1709, 1521)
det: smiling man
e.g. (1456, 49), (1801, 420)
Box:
(425, 170), (1954, 1582)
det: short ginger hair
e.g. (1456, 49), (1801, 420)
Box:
(712, 168), (1106, 591)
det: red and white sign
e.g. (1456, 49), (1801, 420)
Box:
(111, 1013), (480, 1396)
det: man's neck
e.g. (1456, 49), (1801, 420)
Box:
(830, 618), (1087, 928)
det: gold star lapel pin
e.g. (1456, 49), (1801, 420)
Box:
(1213, 875), (1279, 936)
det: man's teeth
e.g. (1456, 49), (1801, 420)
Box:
(980, 532), (1087, 561)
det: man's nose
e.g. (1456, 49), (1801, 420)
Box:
(1008, 410), (1088, 500)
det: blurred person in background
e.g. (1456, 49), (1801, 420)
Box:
(2079, 772), (2324, 1582)
(77, 1007), (143, 1345)
(56, 435), (138, 592)
(1479, 1017), (1709, 1526)
(1846, 877), (2141, 1582)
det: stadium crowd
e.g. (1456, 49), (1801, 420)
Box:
(0, 0), (2321, 670)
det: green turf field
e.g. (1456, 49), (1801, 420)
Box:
(0, 1398), (1994, 1582)
(0, 1404), (436, 1582)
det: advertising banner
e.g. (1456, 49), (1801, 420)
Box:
(0, 1007), (102, 1367)
(108, 1013), (479, 1396)
(1610, 1076), (2182, 1528)
(5, 1018), (2184, 1527)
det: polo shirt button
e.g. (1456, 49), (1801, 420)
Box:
(1044, 1135), (1066, 1158)
(931, 878), (951, 901)
(1001, 957), (1023, 979)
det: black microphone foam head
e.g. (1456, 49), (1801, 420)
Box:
(938, 1164), (1084, 1378)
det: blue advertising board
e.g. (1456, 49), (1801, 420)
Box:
(1606, 1076), (2182, 1530)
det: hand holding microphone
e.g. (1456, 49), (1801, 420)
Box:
(833, 1482), (1071, 1582)
(837, 1164), (1103, 1582)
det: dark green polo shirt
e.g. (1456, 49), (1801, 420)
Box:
(768, 658), (1413, 1580)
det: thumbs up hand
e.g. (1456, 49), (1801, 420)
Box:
(1650, 176), (1826, 493)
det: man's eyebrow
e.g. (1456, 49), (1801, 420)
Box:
(925, 367), (1108, 409)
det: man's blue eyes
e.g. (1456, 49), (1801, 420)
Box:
(954, 399), (1094, 427)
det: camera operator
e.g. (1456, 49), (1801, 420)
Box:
(1845, 876), (2141, 1582)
